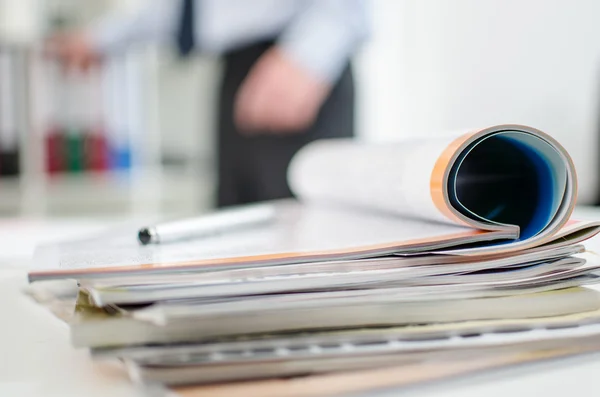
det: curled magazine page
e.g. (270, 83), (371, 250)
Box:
(289, 124), (584, 253)
(288, 133), (463, 226)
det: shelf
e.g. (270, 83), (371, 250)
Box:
(0, 17), (217, 218)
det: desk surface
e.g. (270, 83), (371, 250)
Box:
(3, 208), (600, 397)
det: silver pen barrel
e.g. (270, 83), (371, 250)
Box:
(138, 203), (276, 245)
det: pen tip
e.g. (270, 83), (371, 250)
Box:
(138, 228), (152, 245)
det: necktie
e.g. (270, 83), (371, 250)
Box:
(176, 0), (195, 56)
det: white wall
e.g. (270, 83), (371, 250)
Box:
(356, 0), (600, 204)
(0, 0), (41, 42)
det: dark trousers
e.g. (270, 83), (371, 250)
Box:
(217, 41), (355, 208)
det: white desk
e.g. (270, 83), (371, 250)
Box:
(0, 217), (143, 397)
(2, 209), (600, 397)
(0, 268), (138, 397)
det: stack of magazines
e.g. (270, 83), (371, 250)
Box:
(26, 124), (600, 396)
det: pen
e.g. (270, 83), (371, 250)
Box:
(138, 203), (277, 245)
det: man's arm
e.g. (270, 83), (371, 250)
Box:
(234, 0), (370, 133)
(277, 0), (370, 84)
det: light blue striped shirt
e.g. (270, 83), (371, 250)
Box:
(90, 0), (370, 82)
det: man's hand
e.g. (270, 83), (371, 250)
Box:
(234, 47), (332, 134)
(45, 31), (100, 72)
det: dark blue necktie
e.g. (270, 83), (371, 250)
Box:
(177, 0), (195, 56)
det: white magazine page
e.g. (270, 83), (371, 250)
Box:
(31, 201), (499, 277)
(288, 134), (460, 226)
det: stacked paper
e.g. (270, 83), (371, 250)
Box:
(25, 125), (600, 394)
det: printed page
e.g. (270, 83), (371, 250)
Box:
(30, 201), (512, 280)
(288, 134), (462, 226)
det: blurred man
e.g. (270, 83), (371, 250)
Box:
(49, 0), (369, 207)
